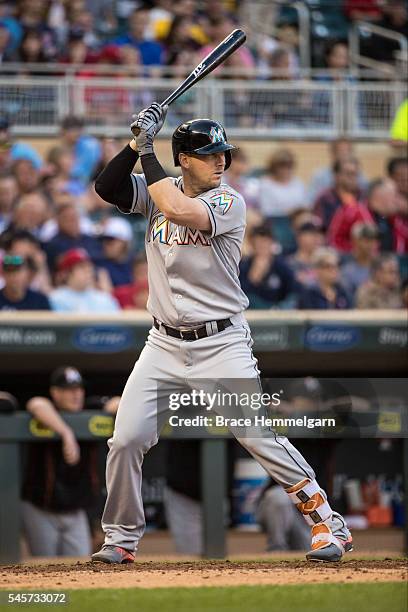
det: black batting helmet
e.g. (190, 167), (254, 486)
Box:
(172, 119), (235, 169)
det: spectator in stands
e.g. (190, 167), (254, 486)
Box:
(22, 366), (119, 557)
(327, 191), (373, 252)
(286, 220), (324, 288)
(47, 146), (86, 197)
(0, 1), (22, 53)
(388, 157), (408, 205)
(0, 172), (17, 233)
(314, 157), (363, 230)
(307, 138), (368, 205)
(0, 21), (13, 62)
(269, 46), (296, 80)
(239, 225), (297, 308)
(7, 191), (50, 239)
(340, 223), (380, 300)
(69, 10), (101, 50)
(58, 28), (97, 67)
(257, 149), (307, 218)
(0, 254), (50, 310)
(95, 217), (133, 287)
(224, 149), (260, 210)
(44, 201), (100, 271)
(12, 27), (47, 63)
(50, 248), (119, 312)
(113, 252), (149, 310)
(110, 7), (163, 67)
(297, 247), (351, 309)
(197, 16), (255, 77)
(363, 0), (408, 64)
(1, 229), (52, 294)
(390, 99), (408, 152)
(356, 254), (403, 308)
(323, 40), (350, 76)
(60, 115), (101, 186)
(0, 116), (42, 171)
(153, 0), (207, 46)
(163, 15), (201, 66)
(365, 178), (400, 252)
(13, 158), (41, 194)
(387, 158), (408, 253)
(15, 0), (58, 60)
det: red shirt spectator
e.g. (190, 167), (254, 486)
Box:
(328, 200), (373, 251)
(314, 158), (364, 230)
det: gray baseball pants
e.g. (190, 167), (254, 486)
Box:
(100, 315), (336, 552)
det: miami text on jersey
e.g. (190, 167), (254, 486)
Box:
(149, 212), (211, 246)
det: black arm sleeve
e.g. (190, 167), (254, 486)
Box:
(94, 144), (139, 212)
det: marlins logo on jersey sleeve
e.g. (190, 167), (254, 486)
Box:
(198, 185), (246, 238)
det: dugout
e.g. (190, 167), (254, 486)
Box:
(0, 310), (407, 563)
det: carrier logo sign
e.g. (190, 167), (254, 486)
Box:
(305, 325), (361, 351)
(73, 327), (132, 353)
(210, 126), (225, 143)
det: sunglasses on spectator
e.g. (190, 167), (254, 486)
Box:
(2, 254), (26, 271)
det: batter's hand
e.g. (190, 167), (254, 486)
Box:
(131, 102), (168, 156)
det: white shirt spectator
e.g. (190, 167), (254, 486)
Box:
(257, 175), (307, 217)
(50, 286), (119, 313)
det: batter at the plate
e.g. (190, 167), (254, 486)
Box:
(91, 102), (353, 564)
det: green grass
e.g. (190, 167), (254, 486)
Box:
(2, 583), (406, 612)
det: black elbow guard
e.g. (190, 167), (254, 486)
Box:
(94, 179), (113, 203)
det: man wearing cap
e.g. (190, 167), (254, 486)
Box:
(95, 217), (133, 287)
(0, 254), (50, 310)
(49, 248), (119, 313)
(22, 366), (119, 557)
(340, 223), (380, 301)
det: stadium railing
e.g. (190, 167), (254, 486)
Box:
(0, 75), (406, 139)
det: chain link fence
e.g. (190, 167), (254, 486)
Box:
(0, 76), (405, 139)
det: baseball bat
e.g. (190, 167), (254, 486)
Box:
(132, 29), (246, 135)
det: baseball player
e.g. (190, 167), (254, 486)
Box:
(91, 103), (353, 564)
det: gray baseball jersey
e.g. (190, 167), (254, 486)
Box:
(123, 174), (249, 327)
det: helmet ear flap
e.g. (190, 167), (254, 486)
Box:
(225, 150), (232, 170)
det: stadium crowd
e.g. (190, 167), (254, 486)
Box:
(0, 0), (406, 77)
(0, 110), (406, 312)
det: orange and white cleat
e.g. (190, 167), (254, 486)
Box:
(306, 523), (353, 562)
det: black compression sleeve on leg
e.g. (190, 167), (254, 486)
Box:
(141, 153), (168, 186)
(94, 144), (139, 210)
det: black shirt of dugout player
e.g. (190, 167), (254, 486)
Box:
(22, 440), (101, 512)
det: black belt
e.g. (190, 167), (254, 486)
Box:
(153, 317), (232, 341)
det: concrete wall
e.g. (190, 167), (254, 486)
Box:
(27, 138), (391, 183)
